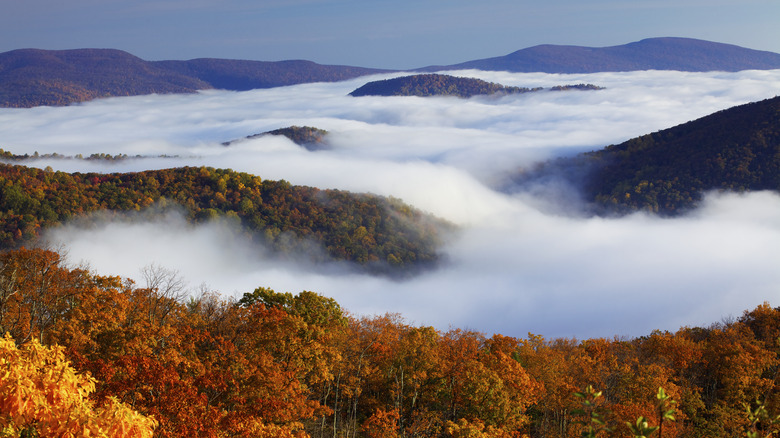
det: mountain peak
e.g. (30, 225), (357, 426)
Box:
(421, 37), (780, 73)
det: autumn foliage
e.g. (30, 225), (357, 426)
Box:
(0, 163), (450, 273)
(0, 334), (156, 437)
(1, 247), (780, 437)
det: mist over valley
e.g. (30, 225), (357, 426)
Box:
(2, 0), (780, 428)
(1, 68), (779, 339)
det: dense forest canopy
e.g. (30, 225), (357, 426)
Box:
(349, 74), (604, 98)
(512, 95), (780, 216)
(349, 74), (542, 98)
(0, 163), (452, 275)
(223, 126), (330, 151)
(2, 246), (780, 437)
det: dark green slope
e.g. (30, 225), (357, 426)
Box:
(512, 96), (780, 215)
(584, 96), (780, 214)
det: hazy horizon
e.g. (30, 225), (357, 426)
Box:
(3, 1), (780, 69)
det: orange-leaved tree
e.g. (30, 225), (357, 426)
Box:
(0, 333), (156, 437)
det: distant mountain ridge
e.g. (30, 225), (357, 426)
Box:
(153, 58), (387, 91)
(0, 48), (388, 107)
(420, 37), (780, 73)
(2, 38), (780, 107)
(0, 48), (210, 107)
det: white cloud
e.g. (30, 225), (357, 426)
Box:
(4, 69), (780, 339)
(43, 190), (780, 340)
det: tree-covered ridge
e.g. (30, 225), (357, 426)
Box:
(3, 247), (780, 437)
(549, 83), (605, 91)
(0, 164), (451, 273)
(223, 126), (330, 151)
(0, 148), (179, 162)
(349, 74), (605, 98)
(349, 74), (543, 98)
(511, 95), (780, 216)
(582, 95), (780, 215)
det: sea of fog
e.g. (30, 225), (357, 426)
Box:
(1, 69), (779, 339)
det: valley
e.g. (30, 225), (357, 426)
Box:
(1, 34), (780, 437)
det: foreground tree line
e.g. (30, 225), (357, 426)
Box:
(2, 247), (780, 437)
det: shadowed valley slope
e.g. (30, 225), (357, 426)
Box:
(512, 95), (780, 215)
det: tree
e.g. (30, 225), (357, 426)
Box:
(0, 333), (157, 437)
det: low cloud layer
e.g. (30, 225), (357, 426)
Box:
(3, 69), (780, 339)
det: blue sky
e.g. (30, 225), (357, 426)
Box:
(3, 0), (780, 68)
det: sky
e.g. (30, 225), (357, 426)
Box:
(1, 69), (779, 340)
(2, 0), (780, 68)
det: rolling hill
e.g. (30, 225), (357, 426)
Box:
(0, 48), (387, 107)
(0, 48), (209, 107)
(349, 74), (541, 97)
(222, 126), (330, 151)
(154, 58), (386, 91)
(349, 74), (605, 98)
(420, 37), (780, 73)
(513, 95), (780, 215)
(0, 163), (452, 275)
(2, 38), (779, 107)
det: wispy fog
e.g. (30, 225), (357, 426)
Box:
(2, 69), (780, 339)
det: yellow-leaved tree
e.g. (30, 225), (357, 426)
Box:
(0, 333), (157, 437)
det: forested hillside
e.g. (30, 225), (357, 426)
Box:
(2, 247), (780, 437)
(349, 74), (540, 98)
(223, 126), (330, 151)
(585, 95), (780, 214)
(0, 164), (450, 273)
(513, 95), (780, 215)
